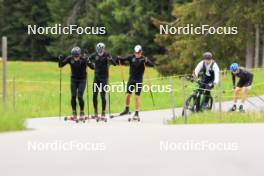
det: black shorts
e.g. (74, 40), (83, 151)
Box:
(237, 79), (252, 88)
(126, 80), (143, 96)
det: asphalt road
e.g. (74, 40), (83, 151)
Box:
(0, 96), (264, 176)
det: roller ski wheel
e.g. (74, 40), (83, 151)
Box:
(96, 117), (107, 123)
(128, 116), (140, 122)
(90, 115), (98, 120)
(79, 116), (87, 123)
(64, 116), (78, 122)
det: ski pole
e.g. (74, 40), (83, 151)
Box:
(59, 67), (62, 120)
(118, 59), (126, 94)
(84, 50), (90, 118)
(107, 59), (112, 117)
(144, 62), (155, 107)
(253, 91), (264, 103)
(246, 99), (258, 109)
(86, 70), (90, 118)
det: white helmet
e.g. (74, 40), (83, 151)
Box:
(96, 42), (105, 54)
(134, 45), (142, 53)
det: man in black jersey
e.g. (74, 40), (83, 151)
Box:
(88, 43), (116, 119)
(59, 47), (94, 119)
(118, 45), (154, 119)
(229, 63), (254, 112)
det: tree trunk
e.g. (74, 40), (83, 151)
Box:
(246, 24), (254, 68)
(254, 24), (260, 67)
(262, 33), (264, 68)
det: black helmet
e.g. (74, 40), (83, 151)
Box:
(71, 47), (81, 57)
(203, 52), (213, 60)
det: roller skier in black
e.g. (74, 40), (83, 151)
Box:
(88, 43), (116, 121)
(117, 45), (154, 121)
(59, 47), (94, 122)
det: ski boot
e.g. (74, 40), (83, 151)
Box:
(79, 111), (87, 123)
(96, 112), (107, 122)
(119, 107), (130, 116)
(64, 111), (78, 123)
(239, 105), (245, 113)
(228, 104), (237, 112)
(128, 114), (140, 122)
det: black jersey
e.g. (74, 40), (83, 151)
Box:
(232, 67), (253, 88)
(59, 56), (94, 79)
(89, 52), (116, 81)
(121, 55), (154, 82)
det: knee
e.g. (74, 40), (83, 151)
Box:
(235, 87), (241, 94)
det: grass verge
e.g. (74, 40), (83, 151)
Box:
(0, 108), (26, 132)
(168, 110), (264, 124)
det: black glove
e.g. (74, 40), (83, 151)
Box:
(59, 55), (64, 59)
(58, 55), (64, 68)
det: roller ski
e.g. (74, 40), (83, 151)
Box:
(96, 112), (107, 122)
(128, 112), (140, 122)
(111, 107), (131, 119)
(78, 111), (88, 123)
(110, 112), (131, 119)
(64, 112), (79, 123)
(89, 114), (99, 120)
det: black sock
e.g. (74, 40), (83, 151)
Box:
(135, 111), (139, 116)
(125, 106), (129, 112)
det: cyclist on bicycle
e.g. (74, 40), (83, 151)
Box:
(192, 52), (220, 111)
(229, 63), (254, 112)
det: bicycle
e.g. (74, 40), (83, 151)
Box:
(182, 77), (214, 117)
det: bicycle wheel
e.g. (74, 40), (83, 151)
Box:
(182, 94), (198, 117)
(207, 96), (213, 110)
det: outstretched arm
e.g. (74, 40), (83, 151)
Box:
(58, 55), (70, 68)
(82, 53), (95, 70)
(144, 57), (155, 67)
(232, 73), (236, 89)
(116, 55), (132, 64)
(107, 54), (117, 66)
(87, 58), (95, 70)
